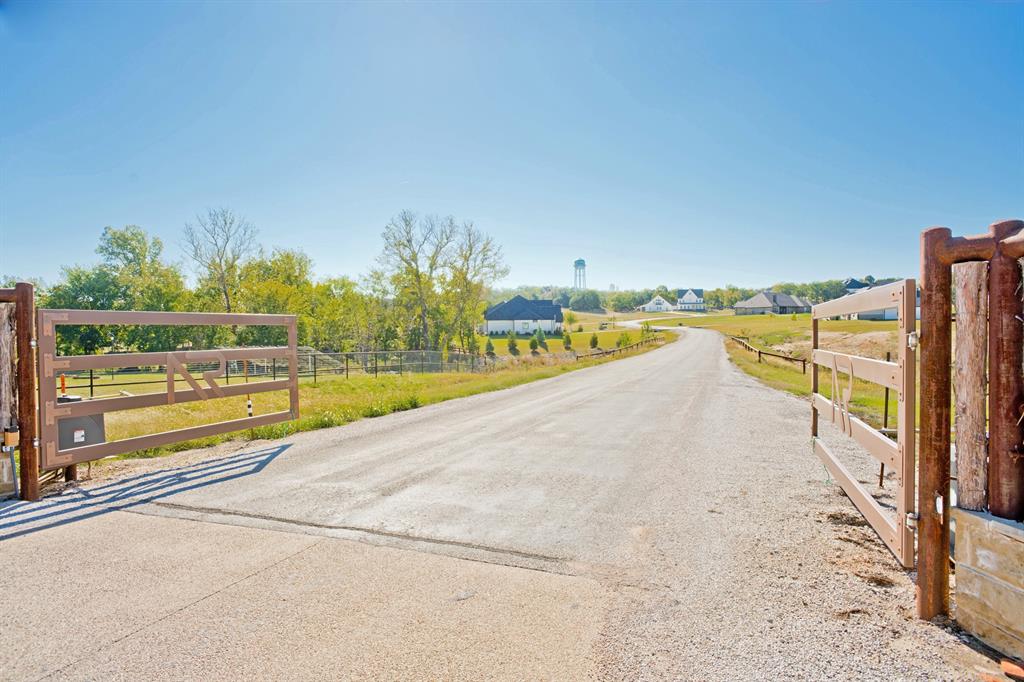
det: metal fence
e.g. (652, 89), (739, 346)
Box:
(61, 349), (497, 397)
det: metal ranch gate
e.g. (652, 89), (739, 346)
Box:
(810, 280), (917, 568)
(36, 309), (299, 470)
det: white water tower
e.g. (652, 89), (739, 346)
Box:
(573, 258), (586, 290)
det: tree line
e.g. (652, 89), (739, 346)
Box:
(16, 209), (508, 356)
(493, 276), (897, 314)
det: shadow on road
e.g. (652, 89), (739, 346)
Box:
(0, 445), (289, 542)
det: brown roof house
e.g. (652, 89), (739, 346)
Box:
(734, 291), (812, 316)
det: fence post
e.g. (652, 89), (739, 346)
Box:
(272, 358), (277, 381)
(757, 350), (762, 363)
(89, 368), (95, 397)
(374, 353), (378, 377)
(225, 359), (230, 385)
(399, 354), (403, 376)
(988, 221), (1024, 520)
(918, 227), (953, 620)
(313, 353), (317, 386)
(15, 283), (39, 501)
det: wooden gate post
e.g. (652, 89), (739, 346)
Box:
(988, 219), (1024, 521)
(918, 227), (953, 620)
(953, 261), (988, 511)
(15, 282), (39, 501)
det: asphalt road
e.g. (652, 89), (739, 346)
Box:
(0, 329), (991, 680)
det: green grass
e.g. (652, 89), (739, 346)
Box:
(84, 333), (674, 464)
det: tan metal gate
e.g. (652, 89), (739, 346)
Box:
(810, 280), (917, 568)
(37, 309), (299, 470)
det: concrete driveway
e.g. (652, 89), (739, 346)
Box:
(0, 330), (992, 680)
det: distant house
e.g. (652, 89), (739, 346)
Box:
(676, 288), (705, 312)
(734, 291), (812, 316)
(637, 295), (676, 313)
(843, 278), (871, 295)
(483, 295), (563, 334)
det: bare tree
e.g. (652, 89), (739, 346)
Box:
(379, 211), (456, 350)
(183, 208), (257, 313)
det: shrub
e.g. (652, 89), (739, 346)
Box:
(616, 332), (631, 348)
(590, 333), (599, 349)
(536, 328), (547, 350)
(577, 324), (583, 332)
(529, 337), (539, 352)
(507, 331), (519, 355)
(563, 333), (572, 350)
(485, 338), (495, 355)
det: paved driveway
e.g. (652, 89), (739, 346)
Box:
(0, 330), (991, 680)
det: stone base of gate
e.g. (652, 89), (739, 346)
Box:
(952, 507), (1024, 659)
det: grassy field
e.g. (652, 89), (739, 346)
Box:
(563, 309), (696, 333)
(477, 328), (645, 355)
(77, 333), (674, 463)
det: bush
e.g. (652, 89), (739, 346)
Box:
(536, 328), (547, 350)
(616, 332), (631, 348)
(590, 333), (599, 349)
(577, 324), (583, 332)
(529, 337), (539, 352)
(507, 331), (519, 356)
(563, 333), (572, 350)
(485, 338), (495, 355)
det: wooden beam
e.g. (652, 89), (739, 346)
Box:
(15, 283), (38, 501)
(918, 227), (953, 620)
(812, 349), (900, 390)
(812, 281), (904, 319)
(953, 261), (988, 511)
(812, 393), (899, 470)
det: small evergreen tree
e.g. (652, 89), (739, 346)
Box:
(485, 337), (495, 355)
(577, 324), (583, 332)
(563, 332), (572, 350)
(590, 332), (599, 349)
(507, 331), (519, 355)
(616, 331), (631, 348)
(529, 336), (539, 352)
(536, 328), (547, 350)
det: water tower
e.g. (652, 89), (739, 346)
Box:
(573, 258), (586, 290)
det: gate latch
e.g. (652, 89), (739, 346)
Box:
(907, 331), (919, 351)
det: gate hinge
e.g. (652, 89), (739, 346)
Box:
(906, 512), (919, 529)
(907, 331), (919, 350)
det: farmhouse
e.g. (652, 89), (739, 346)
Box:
(637, 295), (676, 313)
(483, 295), (563, 334)
(734, 291), (812, 316)
(676, 288), (705, 311)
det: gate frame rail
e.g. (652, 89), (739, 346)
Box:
(811, 279), (917, 569)
(36, 309), (299, 471)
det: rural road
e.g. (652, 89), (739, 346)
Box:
(0, 329), (990, 680)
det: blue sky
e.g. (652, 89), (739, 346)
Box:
(1, 1), (1021, 290)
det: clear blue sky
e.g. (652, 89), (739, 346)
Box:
(2, 1), (1021, 290)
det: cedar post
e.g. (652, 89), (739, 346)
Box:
(15, 283), (39, 501)
(811, 317), (819, 438)
(953, 261), (988, 511)
(918, 227), (952, 619)
(988, 219), (1024, 520)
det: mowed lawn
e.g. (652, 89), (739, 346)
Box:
(66, 334), (674, 464)
(562, 308), (695, 333)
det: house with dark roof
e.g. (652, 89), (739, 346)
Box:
(843, 278), (871, 295)
(483, 295), (564, 335)
(676, 288), (705, 312)
(734, 291), (812, 316)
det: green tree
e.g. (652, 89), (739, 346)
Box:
(529, 336), (539, 352)
(590, 332), (599, 349)
(485, 337), (495, 355)
(564, 311), (577, 326)
(535, 328), (547, 350)
(616, 331), (631, 348)
(569, 289), (602, 312)
(563, 332), (572, 350)
(506, 331), (519, 356)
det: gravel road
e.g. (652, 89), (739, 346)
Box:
(2, 328), (995, 679)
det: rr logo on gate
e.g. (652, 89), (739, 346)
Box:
(166, 352), (228, 403)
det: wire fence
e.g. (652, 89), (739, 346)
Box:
(60, 349), (498, 398)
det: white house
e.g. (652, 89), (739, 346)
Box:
(483, 295), (563, 334)
(676, 288), (705, 311)
(637, 295), (676, 313)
